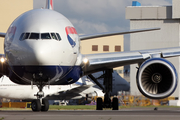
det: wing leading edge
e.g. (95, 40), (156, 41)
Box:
(79, 28), (160, 40)
(0, 32), (5, 38)
(82, 47), (180, 75)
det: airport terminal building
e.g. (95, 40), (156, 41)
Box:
(126, 0), (180, 104)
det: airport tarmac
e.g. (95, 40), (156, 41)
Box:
(0, 107), (180, 120)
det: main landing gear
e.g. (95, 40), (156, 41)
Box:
(88, 69), (119, 110)
(31, 76), (49, 112)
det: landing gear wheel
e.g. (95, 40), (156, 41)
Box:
(96, 97), (103, 110)
(41, 99), (49, 112)
(92, 69), (116, 111)
(31, 99), (41, 112)
(112, 97), (119, 110)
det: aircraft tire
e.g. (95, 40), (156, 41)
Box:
(31, 99), (41, 112)
(96, 97), (103, 110)
(112, 97), (119, 110)
(41, 99), (49, 112)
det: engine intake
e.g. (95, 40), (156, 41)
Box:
(136, 58), (177, 99)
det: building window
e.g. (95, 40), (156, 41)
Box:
(92, 45), (98, 51)
(115, 46), (121, 52)
(103, 45), (109, 51)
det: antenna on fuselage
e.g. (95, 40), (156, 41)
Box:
(46, 0), (53, 10)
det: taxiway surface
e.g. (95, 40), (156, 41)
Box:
(0, 108), (180, 120)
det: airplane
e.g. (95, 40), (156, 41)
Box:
(0, 0), (179, 111)
(0, 75), (103, 103)
(0, 71), (129, 105)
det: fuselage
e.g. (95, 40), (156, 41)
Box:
(0, 75), (94, 100)
(4, 9), (82, 85)
(0, 71), (129, 100)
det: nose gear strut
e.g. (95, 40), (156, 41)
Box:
(31, 74), (49, 112)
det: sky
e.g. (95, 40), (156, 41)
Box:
(33, 0), (172, 51)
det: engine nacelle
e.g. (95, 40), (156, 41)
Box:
(87, 90), (104, 98)
(136, 58), (178, 99)
(86, 90), (104, 101)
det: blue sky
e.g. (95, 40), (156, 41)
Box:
(34, 0), (172, 50)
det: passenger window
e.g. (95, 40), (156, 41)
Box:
(41, 33), (51, 39)
(56, 33), (61, 40)
(51, 33), (58, 40)
(29, 33), (39, 39)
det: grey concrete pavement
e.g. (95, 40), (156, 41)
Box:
(0, 108), (180, 120)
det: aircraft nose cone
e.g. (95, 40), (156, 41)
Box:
(14, 40), (64, 66)
(32, 44), (51, 65)
(20, 41), (53, 65)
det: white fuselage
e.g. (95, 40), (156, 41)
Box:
(4, 9), (82, 85)
(0, 76), (92, 100)
(0, 71), (130, 100)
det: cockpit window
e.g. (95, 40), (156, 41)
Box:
(56, 33), (61, 40)
(19, 33), (30, 41)
(29, 33), (39, 39)
(51, 33), (58, 40)
(19, 32), (61, 41)
(23, 33), (30, 40)
(41, 33), (51, 39)
(19, 33), (25, 40)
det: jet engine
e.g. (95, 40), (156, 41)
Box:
(86, 90), (104, 101)
(136, 58), (178, 99)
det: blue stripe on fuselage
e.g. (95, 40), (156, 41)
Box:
(67, 35), (76, 47)
(9, 65), (82, 85)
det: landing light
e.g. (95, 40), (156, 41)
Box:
(0, 57), (5, 63)
(83, 58), (89, 64)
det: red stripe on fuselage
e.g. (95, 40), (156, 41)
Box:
(65, 26), (77, 35)
(50, 0), (53, 10)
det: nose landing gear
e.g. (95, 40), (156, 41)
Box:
(31, 91), (49, 112)
(31, 76), (49, 112)
(31, 99), (49, 112)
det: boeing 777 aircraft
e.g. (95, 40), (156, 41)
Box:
(0, 0), (179, 111)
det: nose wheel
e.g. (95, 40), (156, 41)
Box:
(31, 99), (41, 112)
(31, 99), (49, 112)
(31, 88), (49, 112)
(31, 90), (49, 112)
(31, 78), (49, 112)
(41, 99), (49, 111)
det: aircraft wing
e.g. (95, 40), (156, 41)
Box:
(0, 32), (5, 38)
(46, 85), (93, 100)
(68, 85), (93, 94)
(79, 28), (160, 40)
(82, 47), (180, 75)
